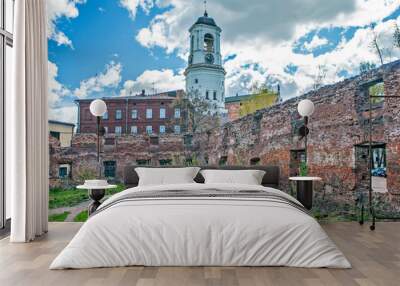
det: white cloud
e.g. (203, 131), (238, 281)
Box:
(304, 35), (329, 51)
(120, 69), (185, 96)
(49, 105), (77, 125)
(74, 61), (123, 98)
(119, 0), (154, 19)
(48, 61), (77, 123)
(48, 61), (70, 106)
(46, 0), (86, 48)
(133, 0), (400, 99)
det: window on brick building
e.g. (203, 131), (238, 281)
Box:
(213, 91), (217, 100)
(174, 108), (181, 118)
(146, 125), (153, 134)
(58, 164), (71, 178)
(174, 125), (181, 134)
(159, 159), (172, 166)
(206, 91), (209, 100)
(115, 110), (122, 120)
(103, 111), (108, 120)
(115, 126), (122, 135)
(104, 161), (116, 178)
(131, 126), (137, 134)
(131, 109), (138, 119)
(160, 108), (166, 119)
(146, 108), (153, 119)
(159, 125), (166, 134)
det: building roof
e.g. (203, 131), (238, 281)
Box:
(225, 94), (253, 103)
(75, 90), (182, 103)
(194, 11), (218, 27)
(48, 120), (75, 127)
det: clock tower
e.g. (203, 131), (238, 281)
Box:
(184, 8), (226, 114)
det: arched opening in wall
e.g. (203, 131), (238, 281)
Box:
(204, 33), (214, 52)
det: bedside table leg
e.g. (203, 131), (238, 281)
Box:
(297, 181), (313, 210)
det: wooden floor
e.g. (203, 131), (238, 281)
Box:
(0, 222), (399, 286)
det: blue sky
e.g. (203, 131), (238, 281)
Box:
(48, 0), (400, 123)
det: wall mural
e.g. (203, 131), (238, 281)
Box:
(47, 1), (400, 223)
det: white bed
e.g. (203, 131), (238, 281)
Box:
(50, 183), (351, 269)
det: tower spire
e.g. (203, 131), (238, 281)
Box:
(203, 0), (208, 17)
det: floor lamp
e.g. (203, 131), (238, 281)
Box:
(89, 99), (107, 177)
(298, 99), (315, 166)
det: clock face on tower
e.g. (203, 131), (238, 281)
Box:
(205, 53), (214, 64)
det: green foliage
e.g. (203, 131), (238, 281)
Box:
(76, 167), (97, 183)
(299, 162), (308, 176)
(49, 211), (70, 222)
(239, 85), (278, 117)
(49, 187), (88, 209)
(74, 210), (88, 222)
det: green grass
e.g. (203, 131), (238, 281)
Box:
(74, 210), (89, 222)
(49, 187), (88, 209)
(49, 211), (70, 222)
(49, 184), (125, 209)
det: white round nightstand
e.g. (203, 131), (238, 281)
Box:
(77, 182), (117, 215)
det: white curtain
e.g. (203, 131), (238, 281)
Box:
(8, 0), (49, 242)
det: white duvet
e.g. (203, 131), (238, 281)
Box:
(50, 183), (351, 269)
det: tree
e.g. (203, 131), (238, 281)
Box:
(312, 64), (328, 90)
(394, 23), (400, 49)
(239, 83), (279, 117)
(359, 61), (376, 74)
(370, 25), (384, 65)
(171, 90), (221, 134)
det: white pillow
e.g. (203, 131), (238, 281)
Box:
(200, 169), (266, 185)
(135, 167), (200, 186)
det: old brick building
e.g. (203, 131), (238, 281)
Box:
(51, 60), (400, 214)
(76, 90), (185, 135)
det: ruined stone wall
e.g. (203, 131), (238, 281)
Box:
(193, 61), (400, 201)
(49, 133), (191, 187)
